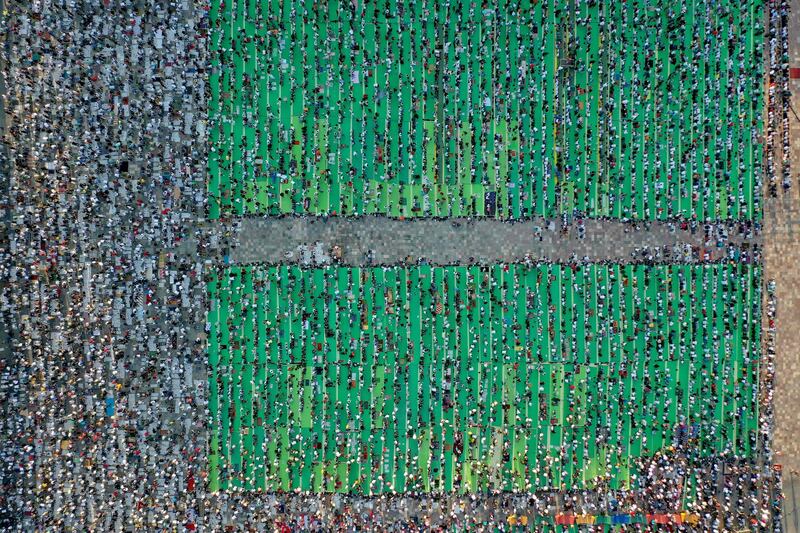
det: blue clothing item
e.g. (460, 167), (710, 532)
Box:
(611, 514), (631, 525)
(105, 396), (115, 417)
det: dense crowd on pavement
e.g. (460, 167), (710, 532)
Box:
(2, 0), (213, 530)
(0, 0), (789, 531)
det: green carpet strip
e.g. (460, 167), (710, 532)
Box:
(208, 263), (761, 494)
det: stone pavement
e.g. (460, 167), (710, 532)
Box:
(232, 216), (759, 266)
(769, 0), (800, 499)
(785, 471), (800, 533)
(766, 196), (800, 481)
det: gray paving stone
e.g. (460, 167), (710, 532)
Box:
(233, 216), (760, 266)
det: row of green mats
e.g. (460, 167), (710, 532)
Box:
(209, 0), (764, 221)
(207, 263), (762, 493)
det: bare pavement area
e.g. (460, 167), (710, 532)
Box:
(232, 215), (760, 267)
(769, 2), (800, 530)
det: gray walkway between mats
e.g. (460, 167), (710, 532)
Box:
(231, 216), (760, 266)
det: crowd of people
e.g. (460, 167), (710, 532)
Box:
(0, 0), (789, 531)
(2, 0), (215, 530)
(767, 0), (792, 196)
(210, 0), (767, 223)
(207, 263), (777, 527)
